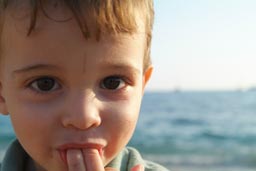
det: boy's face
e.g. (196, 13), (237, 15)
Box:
(0, 10), (152, 171)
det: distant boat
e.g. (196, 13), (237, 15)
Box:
(248, 87), (256, 91)
(235, 87), (247, 92)
(172, 87), (182, 93)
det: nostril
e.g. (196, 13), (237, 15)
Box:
(61, 113), (101, 130)
(61, 93), (101, 130)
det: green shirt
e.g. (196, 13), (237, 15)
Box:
(0, 140), (169, 171)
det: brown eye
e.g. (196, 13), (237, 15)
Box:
(30, 77), (60, 92)
(101, 76), (125, 90)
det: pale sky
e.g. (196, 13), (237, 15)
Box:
(147, 0), (256, 91)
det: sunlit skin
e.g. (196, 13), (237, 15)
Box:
(0, 8), (152, 171)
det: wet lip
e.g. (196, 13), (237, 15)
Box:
(57, 143), (104, 165)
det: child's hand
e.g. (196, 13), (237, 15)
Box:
(105, 164), (144, 171)
(67, 148), (105, 171)
(67, 149), (86, 171)
(66, 149), (144, 171)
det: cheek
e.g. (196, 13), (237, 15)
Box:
(104, 97), (141, 132)
(9, 106), (50, 142)
(8, 103), (59, 166)
(102, 98), (142, 159)
(7, 101), (57, 148)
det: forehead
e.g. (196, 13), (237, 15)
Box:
(1, 6), (146, 48)
(2, 0), (147, 38)
(1, 3), (146, 50)
(1, 8), (146, 74)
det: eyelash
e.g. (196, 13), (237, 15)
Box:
(100, 75), (130, 91)
(26, 75), (131, 94)
(27, 76), (62, 94)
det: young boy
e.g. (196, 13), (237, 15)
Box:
(0, 0), (168, 171)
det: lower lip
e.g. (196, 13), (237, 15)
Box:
(58, 148), (103, 165)
(59, 149), (68, 165)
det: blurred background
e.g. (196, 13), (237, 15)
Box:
(1, 0), (256, 171)
(149, 0), (256, 91)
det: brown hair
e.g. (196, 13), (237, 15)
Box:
(0, 0), (154, 71)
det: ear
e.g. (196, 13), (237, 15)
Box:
(142, 65), (153, 90)
(0, 83), (8, 115)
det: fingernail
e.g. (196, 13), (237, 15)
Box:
(131, 164), (144, 171)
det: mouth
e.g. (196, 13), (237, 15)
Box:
(57, 143), (104, 165)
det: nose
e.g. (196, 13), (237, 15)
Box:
(61, 91), (101, 130)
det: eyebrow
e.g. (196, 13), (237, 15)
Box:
(102, 63), (141, 75)
(12, 62), (141, 77)
(12, 64), (60, 76)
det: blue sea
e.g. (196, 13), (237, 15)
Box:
(1, 91), (256, 171)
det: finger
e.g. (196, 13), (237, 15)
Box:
(104, 167), (119, 171)
(131, 164), (145, 171)
(67, 149), (86, 171)
(83, 148), (104, 171)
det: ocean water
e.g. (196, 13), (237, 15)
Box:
(1, 91), (256, 171)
